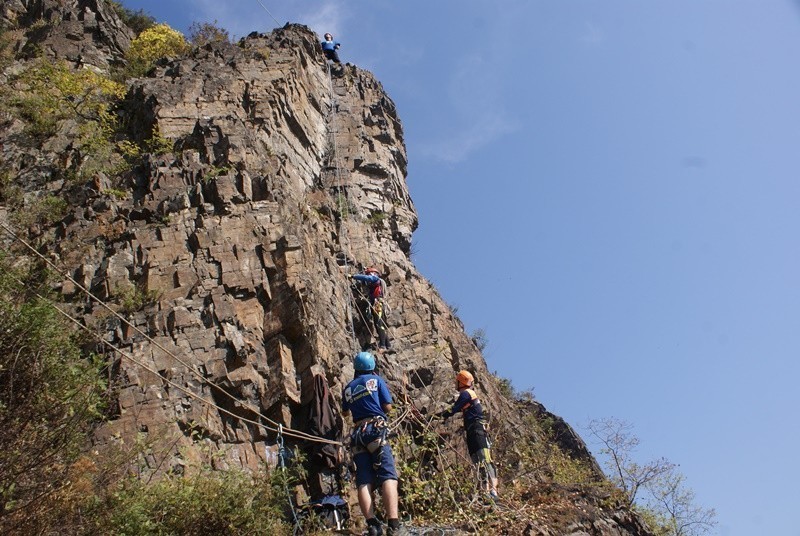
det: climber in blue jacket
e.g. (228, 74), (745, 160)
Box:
(352, 267), (391, 351)
(321, 33), (341, 63)
(342, 352), (406, 536)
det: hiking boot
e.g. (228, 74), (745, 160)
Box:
(366, 518), (383, 536)
(386, 524), (409, 536)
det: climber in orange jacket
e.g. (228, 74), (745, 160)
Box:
(439, 370), (499, 498)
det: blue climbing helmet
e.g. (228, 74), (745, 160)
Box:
(354, 351), (376, 372)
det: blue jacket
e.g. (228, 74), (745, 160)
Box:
(321, 39), (340, 52)
(342, 373), (392, 422)
(352, 273), (385, 303)
(447, 388), (484, 424)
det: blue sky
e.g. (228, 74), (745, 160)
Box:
(121, 2), (800, 534)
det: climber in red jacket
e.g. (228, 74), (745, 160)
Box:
(351, 267), (391, 351)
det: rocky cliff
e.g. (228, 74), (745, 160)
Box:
(0, 2), (652, 534)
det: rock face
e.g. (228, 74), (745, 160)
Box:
(0, 4), (652, 534)
(2, 0), (132, 72)
(82, 24), (499, 476)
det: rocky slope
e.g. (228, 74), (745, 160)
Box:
(0, 2), (652, 534)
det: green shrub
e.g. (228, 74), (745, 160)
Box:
(0, 255), (106, 534)
(104, 188), (128, 200)
(366, 210), (387, 230)
(10, 194), (70, 229)
(511, 414), (596, 487)
(471, 328), (488, 352)
(114, 283), (161, 315)
(108, 1), (156, 35)
(87, 470), (291, 535)
(11, 58), (125, 139)
(143, 128), (174, 155)
(188, 21), (230, 47)
(394, 428), (481, 524)
(9, 58), (133, 180)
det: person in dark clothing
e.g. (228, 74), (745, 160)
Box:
(342, 352), (407, 536)
(439, 370), (499, 498)
(352, 267), (391, 351)
(321, 33), (341, 63)
(305, 374), (344, 498)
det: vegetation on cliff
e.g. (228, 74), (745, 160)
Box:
(0, 256), (106, 533)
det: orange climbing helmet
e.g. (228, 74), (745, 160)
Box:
(456, 370), (474, 388)
(364, 266), (380, 275)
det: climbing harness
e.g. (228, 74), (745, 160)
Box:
(350, 416), (390, 469)
(352, 278), (392, 350)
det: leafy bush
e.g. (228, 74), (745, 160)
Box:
(471, 328), (488, 351)
(188, 21), (230, 47)
(395, 429), (475, 523)
(11, 58), (125, 139)
(85, 470), (291, 535)
(10, 194), (70, 229)
(114, 283), (161, 315)
(125, 23), (189, 78)
(0, 255), (106, 534)
(143, 128), (174, 155)
(366, 210), (386, 230)
(510, 414), (596, 487)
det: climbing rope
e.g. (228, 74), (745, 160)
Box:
(275, 425), (301, 534)
(253, 0), (282, 27)
(392, 374), (490, 532)
(324, 60), (362, 356)
(0, 221), (341, 447)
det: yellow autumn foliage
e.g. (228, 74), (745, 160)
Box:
(13, 59), (125, 138)
(125, 23), (189, 77)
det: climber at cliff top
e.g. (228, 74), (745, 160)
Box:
(342, 352), (407, 536)
(321, 33), (341, 63)
(438, 370), (500, 499)
(352, 267), (391, 351)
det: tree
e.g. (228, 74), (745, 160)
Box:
(188, 21), (230, 47)
(125, 23), (190, 78)
(587, 418), (716, 536)
(108, 1), (156, 35)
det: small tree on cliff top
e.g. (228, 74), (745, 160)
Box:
(587, 418), (716, 536)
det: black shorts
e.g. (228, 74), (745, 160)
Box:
(466, 420), (491, 455)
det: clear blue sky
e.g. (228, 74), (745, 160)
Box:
(121, 2), (800, 534)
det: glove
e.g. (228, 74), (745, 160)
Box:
(435, 410), (451, 420)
